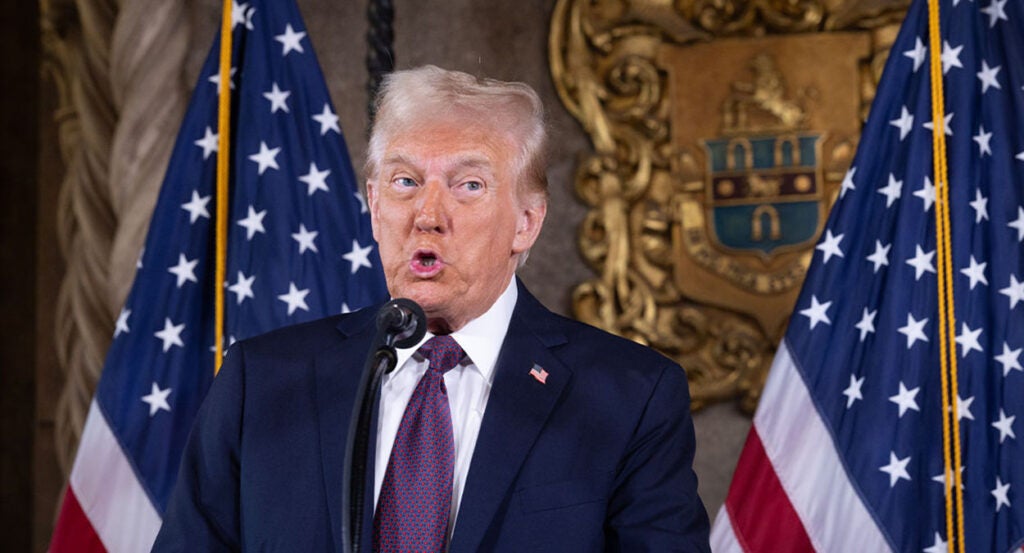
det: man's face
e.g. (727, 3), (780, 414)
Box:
(367, 115), (546, 333)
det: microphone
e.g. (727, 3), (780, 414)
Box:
(376, 298), (427, 349)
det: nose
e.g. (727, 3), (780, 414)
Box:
(413, 180), (448, 233)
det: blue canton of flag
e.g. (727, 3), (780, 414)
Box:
(51, 0), (387, 550)
(785, 0), (1024, 551)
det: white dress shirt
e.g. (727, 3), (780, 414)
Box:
(373, 277), (517, 531)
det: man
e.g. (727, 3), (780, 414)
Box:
(154, 66), (710, 552)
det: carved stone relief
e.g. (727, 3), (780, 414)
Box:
(549, 0), (910, 411)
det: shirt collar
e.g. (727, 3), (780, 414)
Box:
(392, 277), (518, 382)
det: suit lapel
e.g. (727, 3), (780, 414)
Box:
(448, 285), (572, 553)
(314, 309), (377, 552)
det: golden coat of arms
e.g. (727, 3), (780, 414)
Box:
(549, 0), (910, 411)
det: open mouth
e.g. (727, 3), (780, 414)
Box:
(411, 249), (444, 276)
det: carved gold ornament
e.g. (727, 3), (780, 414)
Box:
(549, 0), (910, 412)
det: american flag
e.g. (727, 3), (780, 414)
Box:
(49, 0), (387, 550)
(712, 0), (1024, 551)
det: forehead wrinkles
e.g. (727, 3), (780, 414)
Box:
(380, 150), (498, 178)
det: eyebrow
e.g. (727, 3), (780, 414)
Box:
(380, 153), (495, 173)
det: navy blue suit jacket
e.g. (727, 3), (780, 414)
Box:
(153, 281), (710, 551)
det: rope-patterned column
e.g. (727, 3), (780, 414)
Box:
(45, 0), (119, 477)
(366, 0), (394, 126)
(107, 0), (189, 310)
(44, 0), (191, 478)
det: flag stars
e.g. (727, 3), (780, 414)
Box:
(230, 1), (249, 30)
(209, 335), (237, 357)
(992, 409), (1016, 443)
(991, 476), (1011, 512)
(995, 342), (1023, 376)
(278, 282), (310, 316)
(227, 271), (256, 305)
(312, 103), (340, 135)
(840, 166), (856, 198)
(913, 176), (935, 212)
(932, 467), (965, 491)
(878, 173), (903, 207)
(1008, 207), (1024, 241)
(248, 141), (281, 175)
(969, 189), (989, 222)
(168, 253), (199, 288)
(291, 224), (319, 254)
(956, 395), (975, 421)
(114, 307), (131, 338)
(960, 256), (987, 289)
(976, 61), (1002, 93)
(207, 67), (236, 93)
(903, 37), (927, 72)
(879, 452), (912, 488)
(889, 106), (914, 141)
(889, 382), (921, 418)
(981, 0), (1009, 28)
(972, 126), (993, 158)
(181, 190), (212, 223)
(141, 382), (172, 417)
(923, 111), (954, 136)
(815, 230), (844, 264)
(954, 323), (983, 357)
(940, 41), (963, 74)
(236, 206), (267, 240)
(154, 318), (185, 352)
(230, 1), (256, 30)
(274, 23), (306, 56)
(1017, 150), (1024, 162)
(906, 246), (936, 280)
(194, 126), (219, 160)
(354, 192), (368, 213)
(999, 274), (1024, 309)
(299, 162), (330, 196)
(898, 313), (930, 349)
(343, 240), (375, 274)
(799, 295), (832, 330)
(866, 240), (891, 273)
(262, 82), (291, 113)
(923, 533), (947, 553)
(855, 307), (877, 342)
(842, 374), (865, 408)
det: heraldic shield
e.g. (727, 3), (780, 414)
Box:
(548, 0), (902, 410)
(704, 134), (824, 257)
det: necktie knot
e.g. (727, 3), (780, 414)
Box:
(419, 335), (465, 376)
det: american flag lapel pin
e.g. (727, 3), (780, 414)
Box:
(529, 364), (548, 384)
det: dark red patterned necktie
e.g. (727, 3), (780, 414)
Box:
(373, 335), (464, 553)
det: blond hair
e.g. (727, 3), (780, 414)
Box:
(366, 65), (549, 200)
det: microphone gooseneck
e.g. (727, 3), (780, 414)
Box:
(342, 298), (426, 553)
(376, 298), (427, 349)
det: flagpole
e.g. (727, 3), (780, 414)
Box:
(214, 0), (234, 372)
(925, 0), (964, 550)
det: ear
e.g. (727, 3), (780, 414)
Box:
(511, 194), (547, 254)
(366, 181), (381, 243)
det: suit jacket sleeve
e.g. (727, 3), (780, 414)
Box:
(152, 346), (246, 552)
(605, 363), (710, 552)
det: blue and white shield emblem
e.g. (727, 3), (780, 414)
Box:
(702, 134), (825, 258)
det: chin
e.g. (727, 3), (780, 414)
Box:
(391, 280), (449, 309)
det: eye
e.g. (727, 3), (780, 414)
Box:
(462, 180), (483, 192)
(394, 176), (417, 188)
